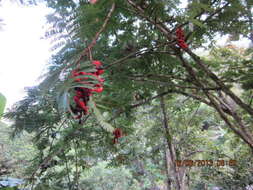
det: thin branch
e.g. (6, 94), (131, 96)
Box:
(75, 3), (116, 66)
(109, 90), (173, 122)
(185, 48), (253, 116)
(129, 76), (221, 91)
(187, 103), (201, 126)
(65, 158), (72, 189)
(177, 52), (253, 149)
(109, 89), (211, 122)
(185, 150), (205, 158)
(174, 1), (229, 32)
(184, 2), (230, 42)
(203, 2), (230, 23)
(74, 141), (80, 189)
(126, 0), (172, 39)
(130, 73), (187, 82)
(249, 95), (253, 107)
(173, 89), (211, 106)
(104, 42), (169, 69)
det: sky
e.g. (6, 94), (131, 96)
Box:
(0, 1), (51, 109)
(0, 0), (251, 111)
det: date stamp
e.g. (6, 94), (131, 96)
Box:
(175, 159), (237, 167)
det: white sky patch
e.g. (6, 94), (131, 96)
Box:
(0, 1), (51, 109)
(194, 33), (251, 57)
(179, 0), (188, 9)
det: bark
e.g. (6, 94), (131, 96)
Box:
(164, 147), (172, 190)
(160, 96), (182, 190)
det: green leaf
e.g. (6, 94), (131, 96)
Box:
(38, 65), (65, 93)
(57, 90), (69, 113)
(70, 83), (96, 89)
(88, 97), (114, 133)
(189, 18), (207, 28)
(0, 92), (6, 119)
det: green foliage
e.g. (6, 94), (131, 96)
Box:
(0, 93), (6, 119)
(0, 121), (35, 178)
(79, 162), (134, 190)
(3, 0), (253, 189)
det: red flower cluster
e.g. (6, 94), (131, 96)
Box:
(89, 0), (98, 4)
(113, 128), (123, 144)
(176, 27), (188, 49)
(71, 60), (104, 121)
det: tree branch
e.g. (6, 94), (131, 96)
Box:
(185, 48), (253, 116)
(129, 76), (221, 91)
(177, 53), (253, 149)
(105, 42), (169, 69)
(109, 88), (212, 122)
(75, 3), (116, 66)
(126, 0), (172, 39)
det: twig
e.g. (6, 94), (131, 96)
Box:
(128, 76), (221, 91)
(249, 93), (253, 106)
(173, 1), (228, 33)
(187, 103), (201, 126)
(109, 89), (211, 121)
(75, 3), (116, 67)
(126, 0), (171, 39)
(129, 73), (187, 82)
(104, 42), (169, 69)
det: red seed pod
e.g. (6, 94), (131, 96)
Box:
(96, 68), (104, 75)
(92, 83), (103, 93)
(113, 128), (123, 144)
(71, 59), (105, 121)
(179, 42), (188, 49)
(92, 60), (102, 67)
(176, 27), (188, 49)
(176, 28), (183, 35)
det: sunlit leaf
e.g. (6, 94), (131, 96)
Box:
(0, 92), (6, 119)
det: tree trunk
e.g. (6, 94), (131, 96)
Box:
(164, 147), (172, 190)
(160, 96), (182, 190)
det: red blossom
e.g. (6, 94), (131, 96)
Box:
(113, 128), (123, 144)
(71, 60), (105, 120)
(176, 27), (188, 49)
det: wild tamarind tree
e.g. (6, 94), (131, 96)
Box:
(4, 0), (253, 189)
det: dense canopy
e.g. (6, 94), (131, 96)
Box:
(2, 0), (253, 190)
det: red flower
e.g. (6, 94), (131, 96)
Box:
(96, 68), (104, 75)
(92, 60), (102, 67)
(71, 60), (105, 120)
(113, 128), (123, 144)
(92, 84), (103, 93)
(176, 27), (188, 49)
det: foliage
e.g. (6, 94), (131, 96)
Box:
(3, 0), (253, 189)
(0, 93), (6, 119)
(0, 121), (35, 178)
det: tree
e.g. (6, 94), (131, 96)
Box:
(4, 0), (253, 189)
